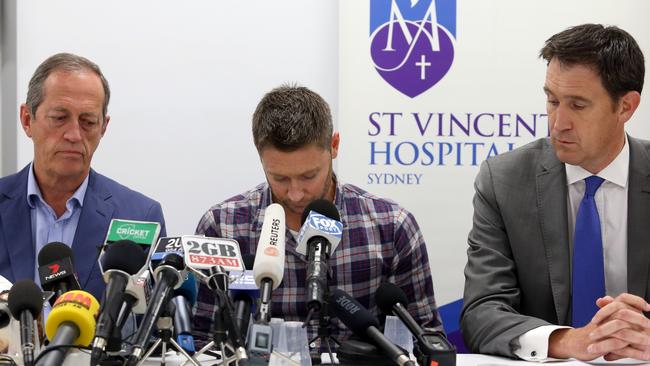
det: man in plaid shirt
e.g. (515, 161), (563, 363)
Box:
(192, 85), (443, 350)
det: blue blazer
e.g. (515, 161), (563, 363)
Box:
(0, 165), (166, 301)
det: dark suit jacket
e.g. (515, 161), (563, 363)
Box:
(461, 136), (650, 357)
(0, 165), (166, 301)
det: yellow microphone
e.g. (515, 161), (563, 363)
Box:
(37, 290), (99, 366)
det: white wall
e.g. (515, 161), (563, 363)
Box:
(12, 0), (339, 235)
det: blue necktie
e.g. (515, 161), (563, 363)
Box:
(572, 175), (606, 327)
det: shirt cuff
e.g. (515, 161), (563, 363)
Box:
(513, 325), (571, 362)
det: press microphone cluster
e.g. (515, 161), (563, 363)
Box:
(90, 239), (148, 364)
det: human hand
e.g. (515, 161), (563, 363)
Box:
(588, 293), (650, 361)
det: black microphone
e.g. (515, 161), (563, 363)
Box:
(376, 283), (422, 337)
(330, 289), (415, 366)
(232, 254), (256, 338)
(8, 280), (43, 366)
(376, 283), (455, 364)
(297, 199), (342, 315)
(126, 253), (185, 366)
(37, 242), (80, 305)
(91, 240), (147, 364)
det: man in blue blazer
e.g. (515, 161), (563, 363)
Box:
(0, 53), (166, 301)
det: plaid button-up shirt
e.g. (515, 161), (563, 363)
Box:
(192, 179), (442, 348)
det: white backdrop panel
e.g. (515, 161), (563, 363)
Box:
(14, 0), (339, 236)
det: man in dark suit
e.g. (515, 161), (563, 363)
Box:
(0, 53), (166, 301)
(462, 24), (648, 361)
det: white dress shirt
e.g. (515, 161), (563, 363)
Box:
(514, 136), (629, 361)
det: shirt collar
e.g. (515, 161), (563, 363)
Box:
(565, 134), (629, 188)
(27, 162), (90, 209)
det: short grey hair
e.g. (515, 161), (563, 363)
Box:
(252, 84), (332, 152)
(26, 52), (110, 122)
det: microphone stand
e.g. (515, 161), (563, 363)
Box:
(136, 296), (200, 366)
(306, 289), (340, 364)
(191, 266), (249, 366)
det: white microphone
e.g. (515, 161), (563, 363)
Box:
(252, 203), (286, 323)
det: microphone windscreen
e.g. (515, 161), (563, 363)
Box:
(301, 199), (340, 224)
(7, 280), (43, 319)
(173, 273), (197, 306)
(47, 290), (99, 346)
(161, 253), (185, 271)
(330, 288), (379, 336)
(375, 283), (409, 314)
(102, 240), (147, 275)
(242, 253), (255, 271)
(253, 203), (286, 288)
(38, 242), (73, 266)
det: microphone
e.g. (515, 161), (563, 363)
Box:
(376, 284), (456, 365)
(181, 235), (249, 365)
(377, 283), (430, 345)
(172, 272), (197, 354)
(330, 289), (415, 366)
(37, 290), (100, 366)
(91, 240), (148, 364)
(252, 203), (286, 323)
(37, 242), (81, 305)
(127, 253), (184, 366)
(297, 199), (342, 313)
(8, 280), (43, 366)
(230, 254), (258, 340)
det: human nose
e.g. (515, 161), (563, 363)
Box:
(551, 106), (571, 132)
(287, 181), (304, 202)
(63, 120), (82, 142)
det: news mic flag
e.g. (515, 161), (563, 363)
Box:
(181, 235), (244, 272)
(296, 204), (343, 256)
(37, 242), (80, 304)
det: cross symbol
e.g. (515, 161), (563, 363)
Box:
(415, 54), (431, 80)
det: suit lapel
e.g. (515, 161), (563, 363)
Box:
(536, 140), (572, 324)
(626, 137), (650, 299)
(0, 166), (35, 281)
(72, 170), (114, 289)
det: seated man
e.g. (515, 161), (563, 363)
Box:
(0, 53), (166, 301)
(462, 24), (648, 361)
(193, 85), (442, 348)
